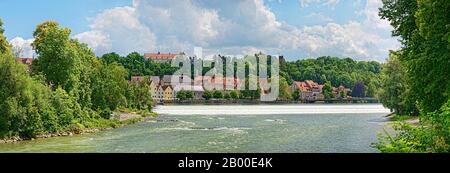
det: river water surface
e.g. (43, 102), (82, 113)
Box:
(0, 104), (391, 153)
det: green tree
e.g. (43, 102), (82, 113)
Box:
(31, 21), (77, 91)
(292, 90), (300, 101)
(380, 0), (450, 112)
(185, 91), (194, 100)
(375, 0), (450, 153)
(176, 90), (187, 100)
(0, 37), (50, 137)
(377, 51), (416, 115)
(91, 62), (128, 111)
(202, 90), (213, 100)
(322, 80), (334, 99)
(0, 19), (11, 54)
(339, 91), (347, 99)
(126, 80), (153, 111)
(213, 90), (223, 99)
(223, 92), (231, 100)
(278, 77), (292, 100)
(230, 90), (239, 99)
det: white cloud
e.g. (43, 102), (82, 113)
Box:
(74, 6), (156, 55)
(9, 37), (34, 58)
(305, 12), (334, 23)
(74, 0), (398, 61)
(299, 0), (340, 8)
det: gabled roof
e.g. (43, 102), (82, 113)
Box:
(144, 53), (177, 60)
(149, 76), (160, 85)
(162, 85), (173, 90)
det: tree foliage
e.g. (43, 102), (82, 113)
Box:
(377, 51), (416, 115)
(376, 0), (450, 153)
(322, 80), (333, 99)
(278, 76), (292, 100)
(380, 0), (450, 112)
(100, 52), (178, 77)
(281, 56), (381, 97)
(0, 20), (152, 138)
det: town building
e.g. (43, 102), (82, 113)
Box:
(291, 80), (324, 100)
(333, 85), (352, 98)
(144, 52), (184, 62)
(197, 75), (240, 91)
(162, 85), (174, 101)
(162, 75), (191, 86)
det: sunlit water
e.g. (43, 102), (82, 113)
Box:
(0, 104), (391, 153)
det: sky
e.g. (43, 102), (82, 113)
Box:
(0, 0), (400, 61)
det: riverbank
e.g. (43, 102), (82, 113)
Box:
(385, 114), (420, 125)
(0, 111), (158, 144)
(0, 104), (389, 153)
(162, 98), (379, 105)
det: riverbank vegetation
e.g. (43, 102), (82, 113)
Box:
(280, 56), (382, 98)
(0, 20), (153, 140)
(100, 51), (382, 101)
(374, 0), (449, 153)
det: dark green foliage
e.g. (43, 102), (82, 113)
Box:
(91, 62), (128, 111)
(377, 51), (417, 115)
(291, 90), (300, 101)
(374, 100), (450, 153)
(176, 91), (187, 100)
(100, 52), (178, 77)
(213, 90), (223, 99)
(126, 80), (153, 112)
(278, 77), (291, 100)
(281, 56), (381, 97)
(0, 19), (10, 54)
(185, 91), (194, 99)
(230, 90), (239, 99)
(177, 90), (194, 100)
(322, 81), (333, 99)
(380, 0), (450, 112)
(351, 82), (365, 98)
(223, 92), (231, 100)
(0, 20), (151, 139)
(202, 90), (213, 100)
(375, 0), (450, 152)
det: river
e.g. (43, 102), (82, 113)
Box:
(0, 104), (391, 153)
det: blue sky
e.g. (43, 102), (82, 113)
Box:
(0, 0), (132, 38)
(0, 0), (399, 61)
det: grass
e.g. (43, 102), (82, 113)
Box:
(391, 114), (415, 121)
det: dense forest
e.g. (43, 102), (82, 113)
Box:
(374, 0), (449, 152)
(0, 20), (152, 139)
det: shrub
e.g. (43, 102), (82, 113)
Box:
(373, 100), (450, 153)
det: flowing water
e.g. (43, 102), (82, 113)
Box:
(0, 104), (391, 153)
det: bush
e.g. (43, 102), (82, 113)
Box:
(230, 90), (239, 99)
(373, 100), (450, 153)
(213, 90), (223, 99)
(203, 91), (213, 100)
(99, 109), (112, 119)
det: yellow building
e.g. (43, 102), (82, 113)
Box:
(162, 85), (174, 101)
(149, 81), (159, 100)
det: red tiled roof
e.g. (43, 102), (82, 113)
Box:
(130, 76), (145, 82)
(16, 58), (33, 64)
(144, 53), (177, 60)
(305, 80), (319, 89)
